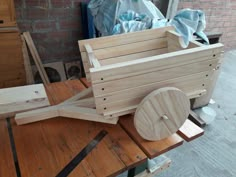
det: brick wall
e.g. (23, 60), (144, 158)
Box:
(14, 0), (88, 64)
(14, 0), (236, 64)
(179, 0), (236, 50)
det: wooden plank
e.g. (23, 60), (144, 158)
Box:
(192, 55), (224, 108)
(84, 44), (101, 68)
(0, 119), (17, 177)
(21, 35), (34, 84)
(78, 26), (174, 52)
(12, 80), (147, 177)
(94, 71), (211, 106)
(177, 119), (204, 142)
(90, 44), (223, 84)
(81, 37), (167, 61)
(0, 84), (50, 119)
(82, 48), (168, 72)
(92, 59), (218, 96)
(23, 32), (50, 84)
(119, 115), (184, 159)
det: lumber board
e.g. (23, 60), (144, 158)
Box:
(81, 37), (167, 62)
(82, 48), (168, 73)
(0, 119), (17, 177)
(21, 35), (34, 84)
(177, 119), (204, 142)
(0, 84), (50, 119)
(119, 115), (184, 159)
(84, 44), (101, 68)
(90, 43), (223, 84)
(92, 59), (218, 96)
(167, 30), (186, 48)
(12, 80), (147, 177)
(192, 55), (224, 108)
(23, 32), (50, 84)
(78, 26), (174, 52)
(94, 71), (211, 105)
(80, 78), (91, 87)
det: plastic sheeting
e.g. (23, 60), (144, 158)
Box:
(88, 0), (209, 46)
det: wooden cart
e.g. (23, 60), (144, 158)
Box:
(15, 26), (223, 141)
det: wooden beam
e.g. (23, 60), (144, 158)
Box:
(21, 35), (34, 84)
(84, 44), (101, 68)
(23, 32), (50, 84)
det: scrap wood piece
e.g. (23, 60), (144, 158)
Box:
(188, 110), (206, 127)
(0, 84), (50, 119)
(23, 32), (50, 84)
(177, 119), (204, 142)
(21, 35), (34, 84)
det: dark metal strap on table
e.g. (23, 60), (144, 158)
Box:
(56, 130), (108, 177)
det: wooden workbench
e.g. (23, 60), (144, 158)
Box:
(0, 79), (204, 177)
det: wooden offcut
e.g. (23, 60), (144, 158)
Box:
(0, 84), (50, 119)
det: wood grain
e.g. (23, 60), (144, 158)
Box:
(134, 87), (190, 141)
(177, 119), (204, 142)
(119, 114), (184, 159)
(12, 80), (147, 177)
(0, 119), (17, 177)
(0, 84), (50, 119)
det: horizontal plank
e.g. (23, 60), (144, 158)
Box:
(90, 43), (223, 84)
(78, 26), (174, 52)
(95, 77), (209, 115)
(81, 37), (167, 62)
(94, 71), (211, 105)
(92, 59), (218, 96)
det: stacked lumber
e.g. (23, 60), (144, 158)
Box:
(0, 0), (26, 88)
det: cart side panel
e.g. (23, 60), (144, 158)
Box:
(90, 44), (223, 116)
(78, 26), (174, 79)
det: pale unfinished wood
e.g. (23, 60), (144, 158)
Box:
(90, 44), (223, 84)
(94, 71), (210, 106)
(0, 84), (50, 119)
(21, 35), (34, 84)
(167, 30), (186, 49)
(134, 87), (190, 141)
(23, 32), (50, 84)
(177, 119), (204, 142)
(79, 26), (174, 52)
(192, 55), (224, 108)
(84, 44), (101, 68)
(92, 59), (218, 96)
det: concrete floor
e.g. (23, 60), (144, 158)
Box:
(119, 50), (236, 177)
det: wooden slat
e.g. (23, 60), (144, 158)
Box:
(78, 26), (174, 52)
(12, 80), (147, 177)
(23, 32), (50, 84)
(177, 119), (204, 142)
(92, 59), (218, 96)
(0, 84), (50, 119)
(119, 115), (184, 159)
(82, 37), (167, 61)
(94, 71), (211, 105)
(0, 120), (17, 177)
(21, 35), (34, 84)
(82, 48), (168, 73)
(90, 44), (223, 84)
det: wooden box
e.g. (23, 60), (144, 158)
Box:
(79, 26), (224, 118)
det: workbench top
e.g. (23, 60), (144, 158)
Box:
(0, 79), (204, 177)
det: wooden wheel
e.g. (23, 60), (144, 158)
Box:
(134, 87), (190, 141)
